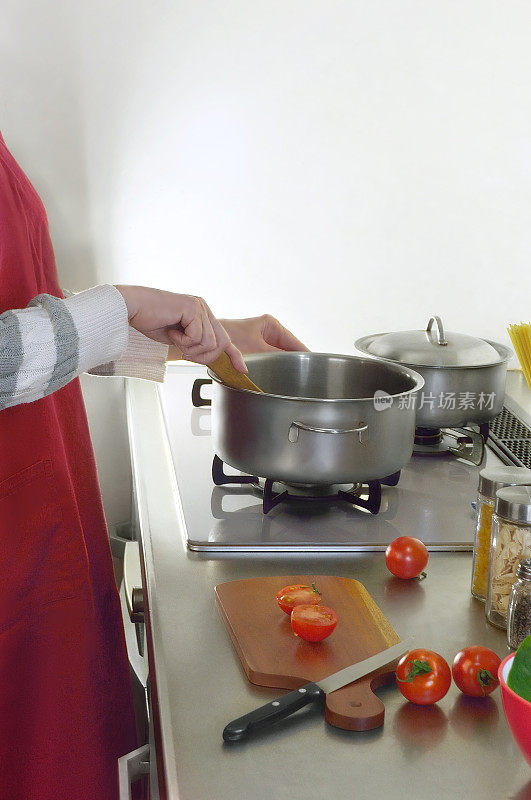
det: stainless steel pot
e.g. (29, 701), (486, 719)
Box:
(355, 316), (512, 429)
(207, 352), (424, 485)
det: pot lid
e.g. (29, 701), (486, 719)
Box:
(356, 316), (502, 367)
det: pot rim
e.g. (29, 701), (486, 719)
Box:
(207, 351), (425, 403)
(355, 336), (512, 370)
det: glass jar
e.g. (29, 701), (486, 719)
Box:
(486, 486), (531, 629)
(471, 467), (531, 601)
(507, 559), (531, 649)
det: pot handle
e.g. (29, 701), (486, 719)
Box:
(192, 378), (212, 407)
(426, 315), (448, 346)
(288, 420), (368, 444)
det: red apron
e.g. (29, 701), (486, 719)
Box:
(0, 134), (137, 799)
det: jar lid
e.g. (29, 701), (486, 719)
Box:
(355, 316), (509, 368)
(495, 485), (531, 525)
(478, 466), (531, 499)
(516, 559), (531, 580)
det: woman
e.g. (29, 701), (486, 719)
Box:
(0, 131), (306, 800)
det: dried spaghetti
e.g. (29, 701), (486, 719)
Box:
(508, 322), (531, 390)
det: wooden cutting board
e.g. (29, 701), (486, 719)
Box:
(215, 575), (402, 731)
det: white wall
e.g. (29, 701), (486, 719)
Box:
(79, 0), (530, 351)
(2, 0), (531, 520)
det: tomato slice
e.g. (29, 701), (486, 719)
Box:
(290, 604), (338, 642)
(276, 583), (322, 616)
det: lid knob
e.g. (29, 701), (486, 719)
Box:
(426, 316), (448, 346)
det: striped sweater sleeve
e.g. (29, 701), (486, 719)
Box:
(0, 285), (167, 410)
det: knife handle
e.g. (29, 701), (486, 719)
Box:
(223, 683), (324, 742)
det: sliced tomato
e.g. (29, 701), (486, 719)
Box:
(276, 583), (322, 616)
(290, 604), (338, 642)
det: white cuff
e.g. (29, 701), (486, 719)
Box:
(112, 327), (168, 382)
(64, 285), (129, 372)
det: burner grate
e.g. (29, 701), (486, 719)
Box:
(412, 425), (486, 465)
(489, 407), (531, 468)
(212, 455), (399, 515)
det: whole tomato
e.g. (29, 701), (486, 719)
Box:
(396, 649), (451, 705)
(276, 583), (321, 615)
(290, 604), (338, 642)
(452, 646), (501, 697)
(385, 536), (429, 580)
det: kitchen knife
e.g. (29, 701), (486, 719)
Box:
(223, 637), (412, 741)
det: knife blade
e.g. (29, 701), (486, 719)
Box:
(223, 637), (412, 742)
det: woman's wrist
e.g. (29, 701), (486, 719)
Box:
(114, 285), (139, 321)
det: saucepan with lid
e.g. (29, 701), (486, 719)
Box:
(355, 316), (512, 428)
(205, 352), (424, 485)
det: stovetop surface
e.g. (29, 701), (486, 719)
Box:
(159, 365), (505, 552)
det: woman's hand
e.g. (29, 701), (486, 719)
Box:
(219, 315), (308, 355)
(115, 285), (246, 372)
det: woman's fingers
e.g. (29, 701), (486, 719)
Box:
(204, 306), (248, 373)
(171, 297), (216, 352)
(202, 301), (228, 353)
(172, 335), (246, 373)
(223, 342), (247, 373)
(176, 296), (209, 347)
(261, 315), (309, 352)
(170, 300), (246, 372)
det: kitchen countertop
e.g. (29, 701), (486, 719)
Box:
(126, 370), (531, 800)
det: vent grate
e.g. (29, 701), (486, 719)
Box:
(489, 407), (531, 468)
(490, 407), (531, 440)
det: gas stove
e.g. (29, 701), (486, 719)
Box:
(412, 424), (488, 464)
(157, 365), (529, 553)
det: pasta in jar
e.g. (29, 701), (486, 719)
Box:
(471, 467), (531, 603)
(486, 485), (531, 629)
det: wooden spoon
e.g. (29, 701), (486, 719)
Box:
(208, 352), (263, 393)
